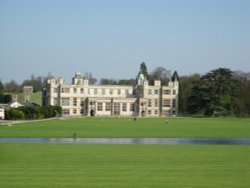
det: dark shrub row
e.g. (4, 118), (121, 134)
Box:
(5, 105), (62, 120)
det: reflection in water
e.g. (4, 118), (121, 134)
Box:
(1, 138), (250, 145)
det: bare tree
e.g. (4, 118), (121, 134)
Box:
(84, 72), (97, 84)
(149, 67), (171, 85)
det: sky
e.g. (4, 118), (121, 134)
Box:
(0, 0), (249, 83)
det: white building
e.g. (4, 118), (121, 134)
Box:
(9, 101), (23, 108)
(0, 108), (4, 119)
(42, 72), (179, 117)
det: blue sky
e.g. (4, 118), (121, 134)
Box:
(0, 0), (249, 83)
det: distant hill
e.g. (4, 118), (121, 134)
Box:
(12, 91), (42, 106)
(30, 91), (42, 105)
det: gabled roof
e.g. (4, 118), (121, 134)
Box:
(21, 102), (40, 107)
(9, 101), (23, 108)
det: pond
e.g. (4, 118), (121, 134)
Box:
(1, 138), (250, 145)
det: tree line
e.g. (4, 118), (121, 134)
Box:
(0, 81), (12, 103)
(0, 65), (172, 92)
(99, 62), (172, 85)
(5, 105), (62, 120)
(1, 63), (250, 117)
(179, 68), (250, 117)
(1, 74), (48, 93)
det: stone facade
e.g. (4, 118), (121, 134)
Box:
(0, 107), (4, 119)
(42, 73), (179, 117)
(23, 86), (33, 103)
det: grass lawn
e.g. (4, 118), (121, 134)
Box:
(0, 117), (250, 138)
(0, 143), (249, 188)
(9, 91), (42, 105)
(30, 91), (42, 105)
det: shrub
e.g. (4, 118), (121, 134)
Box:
(17, 106), (43, 119)
(5, 108), (25, 120)
(42, 105), (62, 118)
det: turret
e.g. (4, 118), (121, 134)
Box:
(47, 74), (56, 85)
(172, 71), (179, 87)
(58, 77), (65, 85)
(72, 72), (84, 85)
(137, 71), (148, 86)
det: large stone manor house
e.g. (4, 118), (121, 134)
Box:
(42, 72), (179, 117)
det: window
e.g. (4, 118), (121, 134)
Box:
(163, 90), (171, 95)
(73, 98), (77, 106)
(94, 89), (98, 95)
(80, 99), (84, 107)
(73, 88), (77, 94)
(154, 90), (158, 95)
(148, 99), (152, 107)
(105, 102), (111, 111)
(154, 99), (158, 107)
(163, 99), (171, 107)
(114, 103), (120, 115)
(80, 89), (84, 94)
(172, 99), (176, 108)
(62, 109), (70, 115)
(163, 110), (170, 116)
(155, 110), (158, 115)
(80, 109), (84, 114)
(122, 103), (127, 112)
(97, 103), (103, 111)
(118, 89), (121, 95)
(61, 98), (70, 106)
(73, 109), (77, 114)
(54, 88), (58, 93)
(109, 89), (113, 95)
(148, 110), (152, 115)
(148, 89), (152, 95)
(172, 90), (176, 95)
(61, 88), (70, 93)
(130, 103), (135, 112)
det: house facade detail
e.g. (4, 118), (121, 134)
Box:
(0, 107), (5, 119)
(42, 72), (178, 117)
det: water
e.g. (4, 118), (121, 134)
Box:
(1, 138), (250, 145)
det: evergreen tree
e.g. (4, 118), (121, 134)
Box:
(171, 71), (179, 81)
(0, 80), (3, 93)
(187, 68), (236, 116)
(137, 62), (149, 80)
(178, 74), (201, 115)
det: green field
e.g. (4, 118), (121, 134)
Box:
(1, 118), (250, 187)
(0, 144), (250, 188)
(1, 117), (250, 138)
(0, 143), (249, 188)
(30, 91), (42, 105)
(11, 91), (42, 105)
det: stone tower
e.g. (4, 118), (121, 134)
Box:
(23, 86), (33, 103)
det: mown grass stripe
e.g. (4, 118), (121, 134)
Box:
(0, 144), (250, 188)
